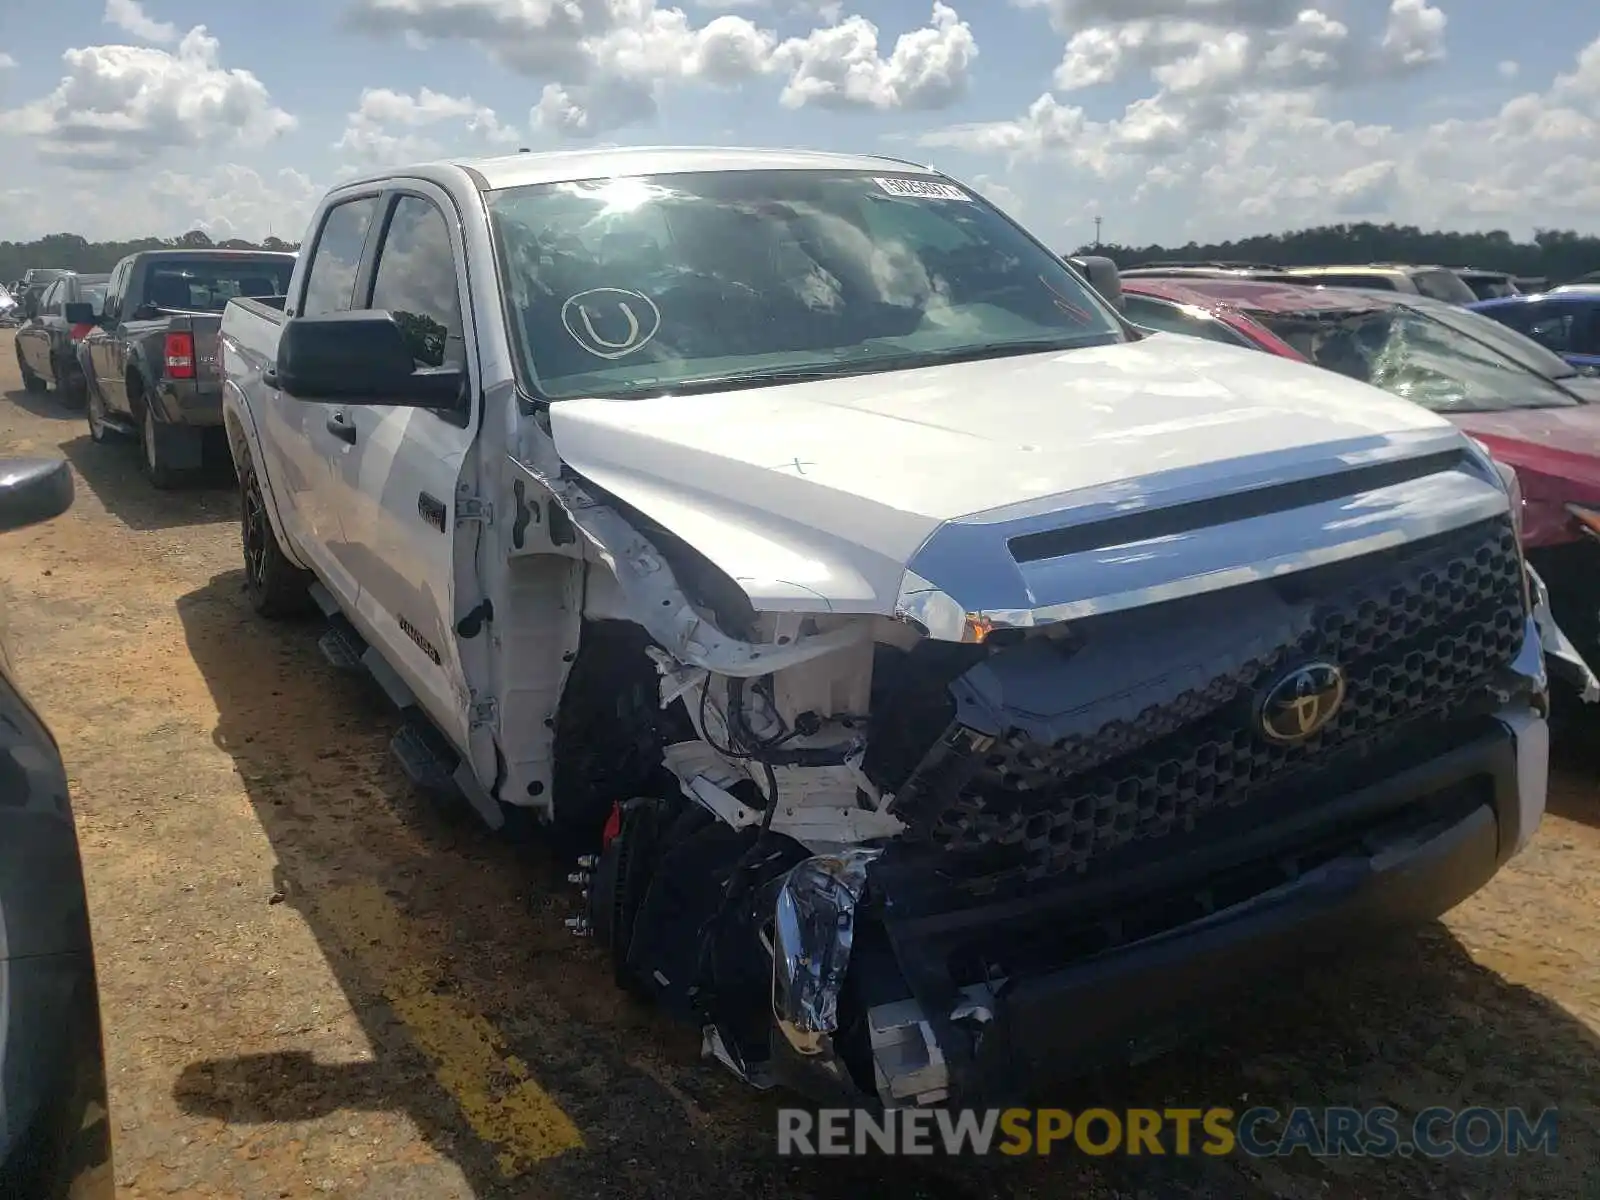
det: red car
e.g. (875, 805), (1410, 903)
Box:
(1121, 276), (1600, 683)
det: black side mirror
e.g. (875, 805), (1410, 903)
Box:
(0, 459), (74, 534)
(277, 310), (464, 408)
(63, 302), (96, 325)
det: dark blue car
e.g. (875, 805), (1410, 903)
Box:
(1468, 289), (1600, 374)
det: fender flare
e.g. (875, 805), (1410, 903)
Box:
(123, 346), (155, 399)
(221, 379), (312, 571)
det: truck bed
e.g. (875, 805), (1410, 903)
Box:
(219, 297), (289, 410)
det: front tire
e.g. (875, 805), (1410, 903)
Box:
(85, 377), (125, 444)
(238, 449), (313, 618)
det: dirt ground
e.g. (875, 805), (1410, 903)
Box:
(1, 329), (1597, 1200)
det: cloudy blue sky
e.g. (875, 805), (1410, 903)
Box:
(1, 0), (1598, 249)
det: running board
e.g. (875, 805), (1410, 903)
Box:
(317, 618), (366, 672)
(391, 719), (458, 793)
(311, 582), (503, 831)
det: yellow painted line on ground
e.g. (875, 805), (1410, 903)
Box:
(313, 881), (584, 1174)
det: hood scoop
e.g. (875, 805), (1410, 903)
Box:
(1008, 449), (1469, 563)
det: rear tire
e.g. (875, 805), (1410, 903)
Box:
(136, 397), (183, 490)
(238, 448), (313, 618)
(52, 355), (85, 407)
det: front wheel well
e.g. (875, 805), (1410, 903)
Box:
(548, 618), (695, 851)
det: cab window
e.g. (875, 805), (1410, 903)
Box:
(366, 195), (465, 372)
(363, 194), (468, 422)
(1528, 311), (1575, 353)
(300, 196), (380, 317)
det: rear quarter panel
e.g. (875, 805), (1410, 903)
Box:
(220, 298), (308, 568)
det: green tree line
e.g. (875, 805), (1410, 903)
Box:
(1, 229), (299, 284)
(1071, 222), (1600, 283)
(9, 219), (1600, 288)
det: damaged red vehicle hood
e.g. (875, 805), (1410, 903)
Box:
(1451, 406), (1600, 546)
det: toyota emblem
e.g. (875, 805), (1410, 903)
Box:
(1258, 661), (1346, 743)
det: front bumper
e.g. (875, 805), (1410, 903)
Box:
(795, 706), (1547, 1108)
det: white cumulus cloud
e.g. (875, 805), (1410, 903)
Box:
(103, 0), (179, 44)
(922, 26), (1600, 246)
(346, 0), (978, 136)
(2, 25), (295, 169)
(335, 86), (519, 169)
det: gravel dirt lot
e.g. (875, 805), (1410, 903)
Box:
(1, 329), (1598, 1199)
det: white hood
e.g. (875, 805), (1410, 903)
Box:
(549, 335), (1463, 614)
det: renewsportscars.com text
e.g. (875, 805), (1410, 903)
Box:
(776, 1106), (1559, 1158)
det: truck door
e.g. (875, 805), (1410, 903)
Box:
(18, 280), (60, 375)
(261, 193), (384, 606)
(333, 186), (478, 751)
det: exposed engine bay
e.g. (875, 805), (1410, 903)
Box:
(548, 479), (1537, 1106)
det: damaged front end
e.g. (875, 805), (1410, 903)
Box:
(523, 438), (1549, 1109)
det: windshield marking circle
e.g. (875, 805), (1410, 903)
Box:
(561, 288), (662, 360)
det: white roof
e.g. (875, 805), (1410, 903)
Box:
(453, 145), (941, 191)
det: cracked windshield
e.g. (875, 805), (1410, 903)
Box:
(1259, 305), (1584, 412)
(490, 171), (1124, 399)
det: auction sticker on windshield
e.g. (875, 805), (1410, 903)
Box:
(873, 177), (973, 202)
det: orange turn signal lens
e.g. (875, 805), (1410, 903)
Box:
(1568, 503), (1600, 538)
(962, 614), (994, 644)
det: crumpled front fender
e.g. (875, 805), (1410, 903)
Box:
(1528, 563), (1600, 703)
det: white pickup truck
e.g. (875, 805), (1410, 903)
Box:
(220, 147), (1551, 1107)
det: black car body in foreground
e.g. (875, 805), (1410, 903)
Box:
(0, 458), (114, 1199)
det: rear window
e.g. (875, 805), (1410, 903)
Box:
(1301, 272), (1399, 290)
(1463, 275), (1517, 300)
(82, 284), (107, 314)
(1411, 269), (1480, 305)
(143, 258), (294, 312)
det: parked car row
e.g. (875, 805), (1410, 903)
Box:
(1112, 269), (1600, 697)
(1115, 260), (1594, 306)
(1119, 260), (1487, 304)
(10, 250), (297, 487)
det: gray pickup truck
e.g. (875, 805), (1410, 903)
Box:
(78, 249), (296, 487)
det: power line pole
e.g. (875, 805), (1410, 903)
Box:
(1094, 216), (1103, 248)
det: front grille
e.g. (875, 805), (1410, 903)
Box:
(914, 516), (1525, 896)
